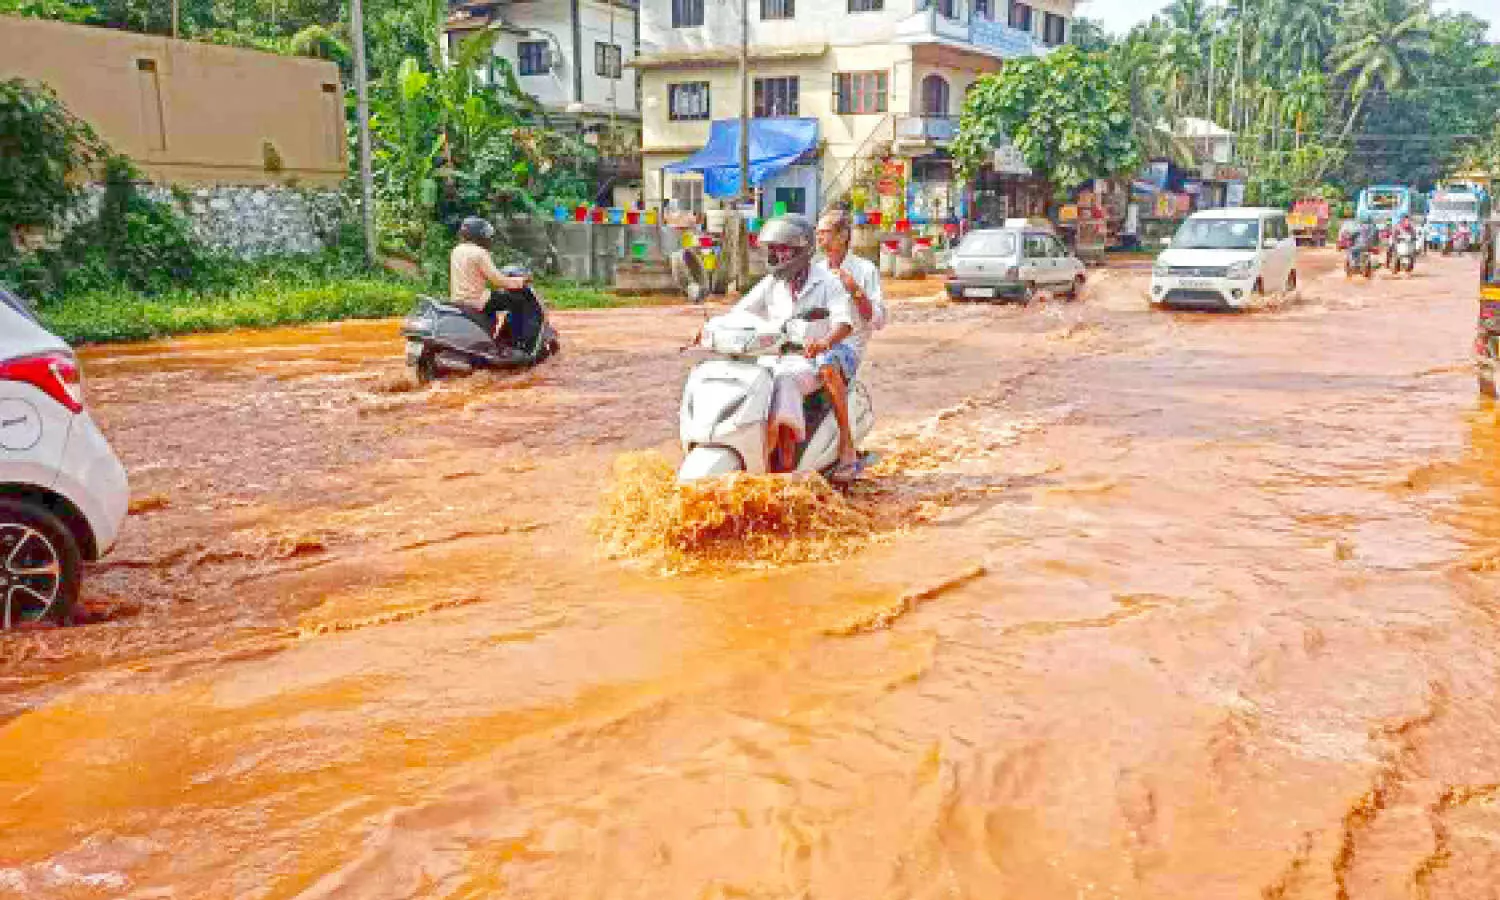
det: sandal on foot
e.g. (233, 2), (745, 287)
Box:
(829, 459), (864, 484)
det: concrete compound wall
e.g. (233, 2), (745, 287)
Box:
(66, 184), (345, 259)
(0, 16), (346, 188)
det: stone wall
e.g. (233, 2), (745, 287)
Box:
(72, 184), (345, 259)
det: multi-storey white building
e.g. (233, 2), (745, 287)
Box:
(447, 0), (643, 203)
(633, 0), (1075, 222)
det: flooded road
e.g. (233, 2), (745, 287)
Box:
(6, 253), (1500, 899)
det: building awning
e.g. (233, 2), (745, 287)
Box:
(663, 118), (818, 199)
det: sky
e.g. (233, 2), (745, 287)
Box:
(1077, 0), (1500, 39)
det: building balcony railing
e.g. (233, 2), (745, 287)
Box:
(894, 0), (1061, 59)
(895, 115), (957, 144)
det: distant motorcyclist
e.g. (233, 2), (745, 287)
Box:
(450, 216), (530, 342)
(1350, 213), (1378, 269)
(1388, 215), (1417, 267)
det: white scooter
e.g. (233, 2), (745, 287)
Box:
(678, 312), (874, 482)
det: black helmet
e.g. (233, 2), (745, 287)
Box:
(459, 216), (495, 243)
(760, 214), (815, 280)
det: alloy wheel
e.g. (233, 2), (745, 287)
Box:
(1, 523), (62, 629)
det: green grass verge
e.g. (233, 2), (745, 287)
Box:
(38, 275), (630, 345)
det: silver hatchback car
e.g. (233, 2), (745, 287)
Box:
(945, 227), (1088, 302)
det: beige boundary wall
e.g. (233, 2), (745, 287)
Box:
(0, 16), (346, 188)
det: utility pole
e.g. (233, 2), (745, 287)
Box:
(734, 0), (751, 290)
(739, 0), (750, 206)
(350, 0), (378, 266)
(171, 0), (179, 38)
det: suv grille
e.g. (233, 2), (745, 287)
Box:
(1169, 266), (1229, 278)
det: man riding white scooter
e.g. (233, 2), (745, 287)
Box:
(815, 208), (887, 481)
(706, 214), (858, 478)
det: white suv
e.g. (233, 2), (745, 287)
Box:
(0, 289), (128, 628)
(1151, 208), (1300, 309)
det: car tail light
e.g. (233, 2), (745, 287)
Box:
(0, 352), (84, 413)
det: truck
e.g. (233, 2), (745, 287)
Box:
(1427, 184), (1490, 253)
(1289, 197), (1331, 246)
(1356, 185), (1416, 238)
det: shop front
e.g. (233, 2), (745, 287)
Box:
(662, 117), (821, 217)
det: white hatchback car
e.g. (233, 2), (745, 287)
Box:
(0, 289), (128, 627)
(1151, 208), (1300, 309)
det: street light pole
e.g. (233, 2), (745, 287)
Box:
(349, 0), (378, 267)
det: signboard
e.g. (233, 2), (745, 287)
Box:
(1059, 205), (1079, 222)
(970, 18), (1038, 57)
(992, 140), (1033, 176)
(1145, 161), (1171, 191)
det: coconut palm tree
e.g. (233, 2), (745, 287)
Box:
(1332, 0), (1434, 141)
(1272, 0), (1338, 77)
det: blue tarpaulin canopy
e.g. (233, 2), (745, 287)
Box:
(663, 118), (819, 199)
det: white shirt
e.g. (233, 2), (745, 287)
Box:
(818, 250), (888, 360)
(733, 262), (855, 332)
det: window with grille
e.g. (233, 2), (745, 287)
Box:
(517, 41), (548, 76)
(672, 0), (704, 27)
(595, 42), (622, 78)
(761, 0), (794, 18)
(753, 77), (799, 117)
(834, 72), (888, 114)
(668, 82), (711, 120)
(973, 0), (991, 19)
(936, 0), (957, 18)
(1043, 12), (1066, 45)
(848, 0), (883, 10)
(1008, 0), (1032, 30)
(672, 178), (705, 215)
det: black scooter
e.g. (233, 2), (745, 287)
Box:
(401, 268), (561, 383)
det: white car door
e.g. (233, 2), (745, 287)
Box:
(1020, 233), (1051, 286)
(1256, 216), (1283, 289)
(1048, 236), (1079, 287)
(1277, 215), (1299, 282)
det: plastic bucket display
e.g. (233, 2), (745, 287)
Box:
(631, 240), (649, 260)
(607, 208), (625, 224)
(868, 212), (883, 227)
(697, 235), (716, 248)
(626, 211), (641, 225)
(574, 205), (589, 222)
(644, 210), (658, 225)
(591, 208), (607, 224)
(553, 206), (569, 222)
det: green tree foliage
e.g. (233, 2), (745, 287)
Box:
(1105, 0), (1498, 197)
(952, 47), (1142, 200)
(0, 79), (108, 250)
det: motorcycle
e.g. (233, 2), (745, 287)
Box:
(1345, 245), (1380, 279)
(1389, 234), (1417, 275)
(400, 269), (561, 383)
(677, 312), (874, 482)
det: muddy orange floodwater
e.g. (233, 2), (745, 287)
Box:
(6, 256), (1500, 899)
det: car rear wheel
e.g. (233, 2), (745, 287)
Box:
(1067, 275), (1086, 300)
(0, 499), (81, 629)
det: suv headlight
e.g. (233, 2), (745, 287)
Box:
(1152, 261), (1170, 277)
(1226, 260), (1256, 280)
